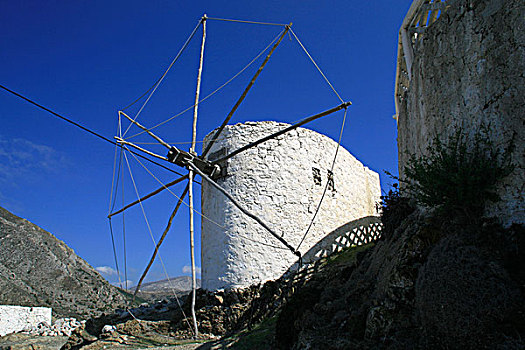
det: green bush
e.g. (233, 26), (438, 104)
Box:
(395, 128), (514, 219)
(379, 184), (416, 239)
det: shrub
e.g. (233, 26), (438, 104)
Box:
(379, 184), (416, 239)
(394, 128), (514, 219)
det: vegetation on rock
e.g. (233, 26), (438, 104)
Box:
(391, 127), (515, 221)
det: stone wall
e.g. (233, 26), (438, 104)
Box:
(201, 121), (381, 290)
(0, 305), (51, 336)
(397, 0), (524, 226)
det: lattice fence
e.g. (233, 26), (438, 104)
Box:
(312, 218), (382, 260)
(281, 216), (383, 287)
(395, 0), (449, 121)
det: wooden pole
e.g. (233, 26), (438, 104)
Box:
(108, 174), (188, 218)
(188, 161), (301, 258)
(188, 14), (206, 338)
(202, 23), (292, 157)
(133, 184), (189, 301)
(114, 137), (168, 161)
(214, 101), (351, 163)
(119, 111), (172, 149)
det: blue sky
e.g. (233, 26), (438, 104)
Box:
(0, 1), (411, 287)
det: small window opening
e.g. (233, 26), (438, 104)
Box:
(312, 167), (322, 185)
(327, 170), (335, 192)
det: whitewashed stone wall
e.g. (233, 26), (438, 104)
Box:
(0, 305), (51, 336)
(397, 0), (524, 226)
(201, 121), (381, 291)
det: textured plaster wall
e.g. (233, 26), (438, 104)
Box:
(201, 121), (381, 291)
(0, 305), (51, 336)
(397, 0), (524, 226)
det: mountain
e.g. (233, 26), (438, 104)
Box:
(130, 276), (201, 302)
(0, 206), (128, 319)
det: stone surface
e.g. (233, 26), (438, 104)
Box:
(274, 208), (525, 349)
(0, 206), (127, 319)
(0, 333), (68, 350)
(397, 0), (525, 226)
(201, 121), (381, 290)
(21, 317), (84, 338)
(0, 305), (51, 337)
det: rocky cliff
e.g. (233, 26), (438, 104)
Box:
(273, 207), (525, 349)
(0, 206), (127, 319)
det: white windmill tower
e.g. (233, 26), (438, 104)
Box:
(107, 15), (379, 337)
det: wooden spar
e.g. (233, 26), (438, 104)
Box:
(214, 101), (351, 163)
(188, 161), (301, 257)
(133, 184), (189, 300)
(188, 14), (206, 338)
(108, 174), (188, 218)
(119, 111), (172, 149)
(114, 137), (168, 162)
(201, 23), (292, 157)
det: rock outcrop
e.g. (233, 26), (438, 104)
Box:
(274, 209), (525, 349)
(0, 206), (127, 319)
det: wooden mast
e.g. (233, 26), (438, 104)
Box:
(188, 14), (206, 338)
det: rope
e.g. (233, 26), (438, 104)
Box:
(0, 84), (185, 177)
(289, 29), (344, 104)
(206, 16), (287, 27)
(189, 161), (301, 258)
(124, 146), (224, 229)
(122, 152), (195, 336)
(202, 25), (291, 157)
(122, 19), (203, 137)
(127, 309), (141, 322)
(296, 107), (348, 251)
(107, 109), (124, 290)
(109, 119), (125, 215)
(107, 218), (123, 289)
(108, 130), (121, 215)
(106, 115), (126, 290)
(126, 29), (285, 140)
(125, 145), (286, 251)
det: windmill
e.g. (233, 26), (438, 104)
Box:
(106, 15), (350, 337)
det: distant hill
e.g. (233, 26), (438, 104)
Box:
(0, 206), (128, 319)
(130, 276), (201, 302)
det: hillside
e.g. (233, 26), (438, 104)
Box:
(131, 277), (201, 302)
(0, 206), (128, 319)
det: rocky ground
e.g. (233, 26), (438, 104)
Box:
(1, 205), (524, 349)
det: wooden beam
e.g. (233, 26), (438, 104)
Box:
(108, 174), (188, 218)
(214, 101), (351, 163)
(188, 161), (301, 258)
(188, 13), (206, 339)
(115, 137), (168, 162)
(133, 185), (189, 300)
(202, 23), (292, 157)
(119, 111), (172, 149)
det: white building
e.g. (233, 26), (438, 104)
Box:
(201, 121), (381, 290)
